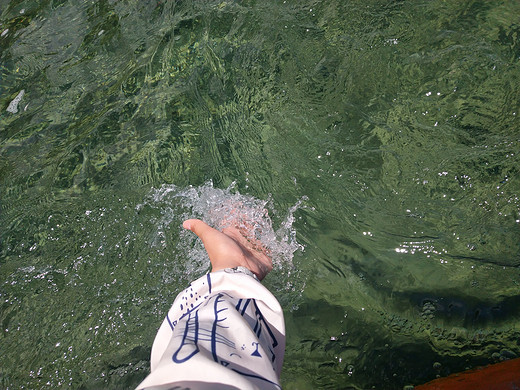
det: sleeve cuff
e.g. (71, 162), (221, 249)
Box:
(222, 266), (259, 281)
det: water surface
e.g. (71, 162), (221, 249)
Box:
(1, 1), (520, 389)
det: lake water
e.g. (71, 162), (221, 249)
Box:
(1, 0), (519, 389)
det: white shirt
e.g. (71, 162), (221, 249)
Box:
(136, 268), (285, 390)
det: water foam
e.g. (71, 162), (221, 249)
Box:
(137, 182), (306, 297)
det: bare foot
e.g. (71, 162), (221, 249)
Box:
(183, 219), (273, 281)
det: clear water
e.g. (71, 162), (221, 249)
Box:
(1, 0), (519, 389)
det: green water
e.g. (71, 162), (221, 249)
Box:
(1, 0), (520, 389)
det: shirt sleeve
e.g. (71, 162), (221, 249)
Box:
(136, 268), (286, 390)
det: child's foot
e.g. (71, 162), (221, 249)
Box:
(183, 219), (273, 280)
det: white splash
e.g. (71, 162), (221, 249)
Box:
(138, 181), (305, 270)
(7, 89), (25, 114)
(135, 181), (307, 307)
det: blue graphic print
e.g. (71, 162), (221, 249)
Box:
(166, 273), (281, 389)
